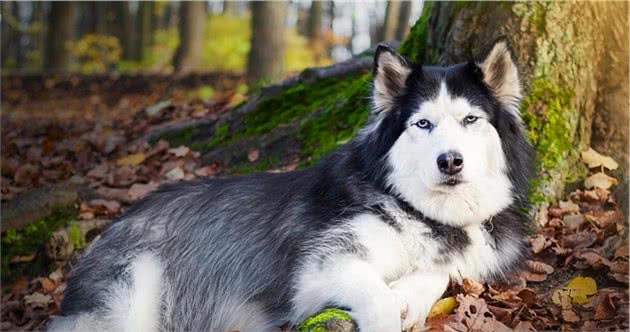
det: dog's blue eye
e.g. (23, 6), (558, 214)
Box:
(464, 115), (479, 125)
(415, 119), (432, 130)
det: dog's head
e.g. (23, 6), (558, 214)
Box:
(365, 39), (534, 227)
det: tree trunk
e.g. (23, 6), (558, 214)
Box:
(246, 1), (287, 87)
(135, 1), (154, 61)
(395, 1), (413, 41)
(122, 2), (136, 60)
(1, 2), (13, 67)
(173, 1), (206, 74)
(44, 1), (76, 71)
(222, 1), (244, 16)
(307, 1), (323, 42)
(380, 1), (401, 42)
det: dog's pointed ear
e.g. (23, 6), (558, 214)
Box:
(372, 44), (411, 112)
(477, 37), (521, 115)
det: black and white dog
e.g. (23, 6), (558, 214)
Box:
(50, 39), (534, 332)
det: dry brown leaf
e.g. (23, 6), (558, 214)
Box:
(116, 153), (146, 167)
(526, 260), (554, 274)
(562, 214), (585, 230)
(128, 182), (159, 200)
(447, 295), (511, 332)
(581, 148), (619, 170)
(165, 167), (185, 181)
(558, 200), (580, 214)
(513, 321), (536, 332)
(248, 149), (260, 162)
(584, 172), (618, 190)
(462, 278), (485, 297)
(530, 234), (549, 254)
(168, 146), (190, 157)
(594, 294), (616, 320)
(23, 293), (51, 305)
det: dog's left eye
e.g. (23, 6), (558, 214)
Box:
(414, 119), (432, 130)
(463, 115), (479, 125)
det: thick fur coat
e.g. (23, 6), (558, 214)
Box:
(50, 39), (535, 332)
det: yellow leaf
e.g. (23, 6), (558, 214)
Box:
(584, 172), (618, 190)
(116, 153), (146, 166)
(428, 296), (457, 318)
(581, 148), (619, 170)
(567, 276), (597, 304)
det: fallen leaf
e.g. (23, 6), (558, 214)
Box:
(23, 293), (51, 305)
(513, 321), (536, 332)
(562, 308), (580, 322)
(428, 296), (458, 318)
(567, 276), (598, 304)
(168, 146), (190, 157)
(89, 199), (121, 214)
(145, 100), (171, 116)
(594, 293), (616, 320)
(165, 167), (185, 181)
(614, 243), (629, 259)
(10, 254), (36, 263)
(581, 148), (619, 170)
(530, 234), (550, 254)
(526, 260), (554, 274)
(563, 214), (585, 230)
(447, 295), (511, 332)
(463, 278), (485, 297)
(563, 231), (597, 249)
(116, 153), (146, 167)
(559, 200), (580, 214)
(248, 149), (260, 162)
(584, 172), (618, 190)
(128, 182), (159, 200)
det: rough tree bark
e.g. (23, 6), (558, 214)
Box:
(380, 1), (401, 42)
(246, 1), (288, 87)
(173, 1), (206, 75)
(154, 3), (627, 329)
(44, 1), (76, 71)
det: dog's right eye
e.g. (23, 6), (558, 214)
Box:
(415, 119), (432, 130)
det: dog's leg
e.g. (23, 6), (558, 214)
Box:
(389, 270), (449, 331)
(293, 256), (402, 332)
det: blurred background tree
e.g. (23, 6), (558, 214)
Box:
(0, 0), (420, 79)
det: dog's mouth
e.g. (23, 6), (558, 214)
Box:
(440, 176), (464, 187)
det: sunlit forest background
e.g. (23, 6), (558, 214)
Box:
(2, 1), (421, 82)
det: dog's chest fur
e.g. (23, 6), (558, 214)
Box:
(349, 203), (515, 283)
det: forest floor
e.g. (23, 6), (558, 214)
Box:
(1, 74), (628, 331)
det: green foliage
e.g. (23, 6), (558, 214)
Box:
(202, 15), (251, 71)
(68, 34), (122, 74)
(297, 308), (354, 332)
(68, 223), (86, 250)
(1, 207), (77, 282)
(399, 1), (433, 63)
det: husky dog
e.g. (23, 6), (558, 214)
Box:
(50, 38), (534, 332)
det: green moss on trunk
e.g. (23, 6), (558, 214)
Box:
(1, 207), (77, 283)
(297, 308), (355, 332)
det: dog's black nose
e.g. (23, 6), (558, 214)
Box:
(437, 151), (464, 175)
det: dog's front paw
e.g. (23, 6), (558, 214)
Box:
(390, 284), (431, 331)
(389, 272), (449, 331)
(351, 292), (402, 332)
